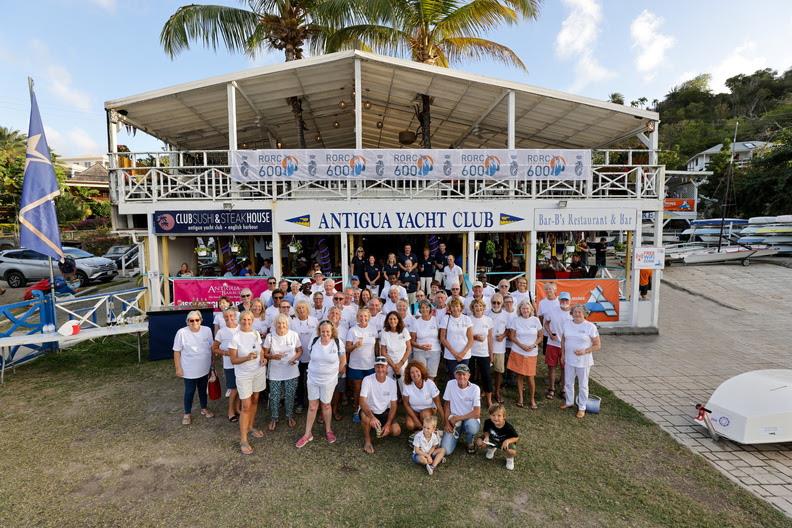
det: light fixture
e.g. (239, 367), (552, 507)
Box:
(363, 101), (372, 110)
(333, 121), (340, 128)
(338, 100), (347, 109)
(557, 200), (568, 208)
(276, 141), (283, 149)
(376, 121), (383, 129)
(315, 134), (322, 142)
(646, 121), (656, 132)
(399, 130), (417, 145)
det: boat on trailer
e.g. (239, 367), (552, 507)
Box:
(682, 245), (778, 265)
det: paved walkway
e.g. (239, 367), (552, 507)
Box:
(595, 263), (792, 516)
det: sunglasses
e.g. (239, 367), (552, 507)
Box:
(188, 319), (201, 323)
(280, 304), (290, 309)
(492, 301), (502, 305)
(334, 297), (344, 301)
(240, 294), (251, 298)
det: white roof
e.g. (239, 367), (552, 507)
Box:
(688, 141), (771, 163)
(105, 50), (658, 151)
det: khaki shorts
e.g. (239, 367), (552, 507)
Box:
(491, 353), (506, 373)
(236, 369), (267, 399)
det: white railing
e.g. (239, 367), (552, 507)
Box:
(109, 150), (663, 204)
(54, 287), (147, 330)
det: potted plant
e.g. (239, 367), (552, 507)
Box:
(288, 238), (303, 254)
(195, 244), (209, 257)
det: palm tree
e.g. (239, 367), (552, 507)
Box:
(0, 127), (26, 161)
(160, 1), (351, 148)
(324, 0), (540, 148)
(607, 92), (625, 105)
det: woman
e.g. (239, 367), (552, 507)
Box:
(292, 301), (319, 414)
(172, 310), (214, 425)
(228, 310), (267, 455)
(250, 298), (268, 338)
(508, 300), (543, 409)
(487, 293), (510, 404)
(327, 306), (349, 420)
(346, 308), (378, 422)
(469, 299), (494, 408)
(380, 311), (411, 390)
(364, 255), (381, 297)
(410, 300), (441, 380)
(402, 361), (444, 431)
(237, 288), (254, 312)
(439, 298), (473, 376)
(176, 262), (193, 277)
(358, 288), (373, 309)
(396, 299), (415, 332)
(296, 320), (347, 447)
(213, 296), (233, 332)
(382, 253), (399, 293)
(212, 308), (241, 422)
(410, 289), (427, 316)
(560, 305), (601, 419)
(262, 314), (301, 430)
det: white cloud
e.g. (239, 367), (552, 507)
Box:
(555, 0), (614, 93)
(43, 125), (65, 151)
(90, 0), (116, 11)
(67, 128), (100, 154)
(630, 10), (674, 81)
(709, 40), (767, 93)
(46, 65), (93, 112)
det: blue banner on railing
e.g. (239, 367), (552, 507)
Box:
(153, 209), (272, 234)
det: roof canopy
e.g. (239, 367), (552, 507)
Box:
(105, 50), (658, 151)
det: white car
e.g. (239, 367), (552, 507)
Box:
(0, 247), (117, 288)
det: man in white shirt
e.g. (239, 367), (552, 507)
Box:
(258, 277), (278, 306)
(311, 292), (328, 320)
(440, 363), (481, 455)
(464, 281), (491, 315)
(294, 279), (313, 307)
(380, 274), (408, 302)
(544, 291), (572, 400)
(478, 274), (496, 297)
(442, 255), (464, 293)
(258, 258), (273, 277)
(341, 288), (358, 324)
(367, 298), (385, 333)
(360, 357), (401, 454)
(382, 286), (401, 315)
(311, 271), (326, 294)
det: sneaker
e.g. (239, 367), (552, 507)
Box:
(326, 431), (337, 444)
(485, 447), (496, 460)
(467, 443), (477, 455)
(295, 435), (313, 449)
(505, 457), (515, 471)
(225, 389), (232, 398)
(425, 463), (434, 476)
(352, 410), (361, 424)
(181, 414), (191, 426)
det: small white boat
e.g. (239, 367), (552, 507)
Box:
(682, 245), (778, 265)
(664, 242), (707, 263)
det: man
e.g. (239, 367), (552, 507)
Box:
(367, 298), (385, 333)
(278, 279), (293, 305)
(398, 243), (415, 272)
(311, 271), (326, 293)
(294, 279), (313, 306)
(322, 279), (337, 309)
(349, 275), (361, 291)
(537, 282), (560, 354)
(543, 291), (572, 399)
(478, 274), (496, 297)
(442, 254), (464, 293)
(258, 258), (273, 278)
(440, 364), (481, 455)
(464, 281), (490, 315)
(433, 242), (448, 282)
(382, 286), (402, 315)
(400, 259), (419, 305)
(418, 248), (435, 295)
(350, 247), (367, 283)
(259, 277), (278, 306)
(311, 292), (328, 320)
(265, 291), (287, 321)
(447, 284), (465, 307)
(342, 288), (358, 324)
(360, 357), (402, 454)
(380, 273), (407, 302)
(640, 269), (653, 300)
(593, 237), (608, 268)
(569, 254), (584, 271)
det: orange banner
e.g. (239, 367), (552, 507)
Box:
(536, 279), (621, 322)
(664, 198), (695, 212)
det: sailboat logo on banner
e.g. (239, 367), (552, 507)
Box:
(499, 213), (524, 226)
(585, 285), (618, 317)
(286, 215), (310, 227)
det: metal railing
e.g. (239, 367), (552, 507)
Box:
(54, 287), (147, 329)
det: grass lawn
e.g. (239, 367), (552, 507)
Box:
(0, 336), (790, 528)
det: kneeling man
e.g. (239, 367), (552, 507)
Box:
(360, 356), (402, 454)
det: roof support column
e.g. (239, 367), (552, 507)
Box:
(507, 91), (516, 149)
(354, 59), (363, 149)
(649, 123), (659, 165)
(227, 82), (237, 151)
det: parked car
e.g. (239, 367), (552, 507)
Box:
(103, 244), (139, 270)
(0, 247), (117, 288)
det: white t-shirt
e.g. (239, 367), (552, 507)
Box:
(369, 312), (385, 334)
(213, 311), (237, 329)
(214, 325), (238, 369)
(360, 373), (398, 415)
(259, 289), (273, 306)
(434, 306), (447, 322)
(294, 292), (312, 307)
(561, 319), (599, 368)
(440, 313), (473, 360)
(341, 305), (358, 326)
(172, 326), (213, 379)
(347, 324), (378, 370)
(307, 338), (343, 386)
(334, 323), (348, 344)
(511, 290), (531, 308)
(487, 310), (510, 355)
(322, 295), (335, 309)
(442, 265), (463, 289)
(380, 284), (408, 301)
(311, 305), (328, 321)
(509, 316), (542, 357)
(413, 430), (441, 453)
(546, 306), (572, 348)
(411, 316), (441, 352)
(382, 299), (399, 314)
(292, 316), (319, 363)
(443, 381), (481, 417)
(537, 297), (560, 320)
(263, 330), (301, 381)
(402, 379), (440, 412)
(252, 317), (268, 337)
(402, 314), (416, 331)
(310, 282), (325, 294)
(230, 330), (264, 378)
(380, 328), (411, 364)
(464, 296), (491, 315)
(470, 315), (493, 358)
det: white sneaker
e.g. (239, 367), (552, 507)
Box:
(425, 463), (434, 476)
(485, 447), (496, 460)
(505, 457), (515, 471)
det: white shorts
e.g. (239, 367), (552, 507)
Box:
(412, 349), (441, 378)
(307, 380), (336, 404)
(236, 370), (267, 400)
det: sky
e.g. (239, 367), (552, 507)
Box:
(1, 0), (791, 156)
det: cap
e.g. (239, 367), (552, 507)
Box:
(374, 356), (388, 366)
(301, 278), (312, 285)
(454, 363), (470, 374)
(313, 270), (324, 276)
(559, 292), (571, 301)
(351, 275), (360, 281)
(473, 281), (483, 288)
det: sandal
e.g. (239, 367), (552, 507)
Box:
(200, 409), (214, 418)
(250, 429), (265, 438)
(546, 390), (555, 400)
(240, 443), (253, 455)
(287, 417), (296, 428)
(181, 414), (192, 425)
(530, 402), (538, 410)
(228, 415), (239, 423)
(515, 402), (525, 408)
(268, 420), (278, 431)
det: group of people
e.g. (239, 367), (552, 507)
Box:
(172, 245), (601, 473)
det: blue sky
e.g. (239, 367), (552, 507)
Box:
(1, 0), (791, 155)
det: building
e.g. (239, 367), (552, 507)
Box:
(686, 141), (770, 172)
(104, 50), (667, 328)
(58, 154), (109, 177)
(61, 162), (110, 200)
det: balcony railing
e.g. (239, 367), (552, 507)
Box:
(110, 149), (664, 204)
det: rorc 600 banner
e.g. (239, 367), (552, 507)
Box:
(231, 149), (590, 181)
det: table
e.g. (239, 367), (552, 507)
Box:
(146, 306), (214, 361)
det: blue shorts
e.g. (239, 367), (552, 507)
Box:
(224, 368), (237, 390)
(348, 367), (374, 381)
(411, 453), (423, 464)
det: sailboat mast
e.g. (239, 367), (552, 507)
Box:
(717, 122), (739, 252)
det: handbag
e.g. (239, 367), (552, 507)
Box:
(207, 366), (222, 400)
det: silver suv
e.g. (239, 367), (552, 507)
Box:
(0, 247), (117, 288)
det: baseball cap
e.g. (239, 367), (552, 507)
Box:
(351, 275), (360, 281)
(374, 356), (388, 366)
(454, 363), (470, 374)
(301, 278), (312, 284)
(313, 270), (323, 277)
(559, 292), (571, 301)
(473, 281), (483, 288)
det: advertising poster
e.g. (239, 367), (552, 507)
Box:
(536, 279), (621, 322)
(172, 278), (269, 306)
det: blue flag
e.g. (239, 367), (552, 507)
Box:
(18, 79), (64, 262)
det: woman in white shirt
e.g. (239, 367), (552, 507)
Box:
(173, 310), (215, 426)
(507, 300), (543, 409)
(228, 310), (268, 455)
(250, 298), (268, 338)
(212, 296), (233, 332)
(469, 299), (494, 408)
(410, 300), (441, 379)
(402, 361), (444, 432)
(296, 321), (347, 448)
(560, 305), (601, 419)
(262, 314), (302, 431)
(379, 311), (412, 390)
(439, 298), (473, 377)
(292, 301), (319, 414)
(212, 308), (240, 422)
(327, 306), (348, 421)
(346, 308), (379, 422)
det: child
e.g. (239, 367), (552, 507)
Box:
(412, 415), (445, 475)
(477, 403), (519, 470)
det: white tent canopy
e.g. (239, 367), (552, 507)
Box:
(105, 50), (658, 152)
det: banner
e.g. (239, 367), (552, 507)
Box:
(635, 247), (665, 269)
(154, 209), (272, 234)
(231, 149), (590, 182)
(536, 279), (621, 322)
(535, 208), (637, 231)
(664, 198), (695, 212)
(172, 278), (269, 306)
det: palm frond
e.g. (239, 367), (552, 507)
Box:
(501, 0), (542, 19)
(440, 36), (526, 70)
(160, 4), (260, 58)
(324, 24), (410, 56)
(434, 0), (518, 38)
